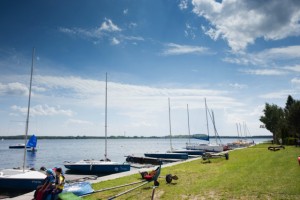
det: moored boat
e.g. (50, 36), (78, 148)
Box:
(64, 73), (130, 174)
(64, 160), (130, 174)
(168, 149), (205, 155)
(144, 152), (188, 160)
(9, 144), (30, 149)
(186, 98), (225, 152)
(0, 169), (45, 190)
(0, 49), (46, 191)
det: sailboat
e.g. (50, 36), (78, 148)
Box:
(227, 123), (254, 149)
(145, 98), (189, 160)
(64, 73), (130, 174)
(170, 104), (205, 156)
(27, 134), (38, 152)
(0, 48), (46, 190)
(186, 98), (224, 152)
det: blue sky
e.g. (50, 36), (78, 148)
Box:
(0, 0), (300, 137)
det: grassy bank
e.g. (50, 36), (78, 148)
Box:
(84, 144), (300, 199)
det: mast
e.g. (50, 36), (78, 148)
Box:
(22, 48), (35, 172)
(236, 123), (240, 139)
(211, 110), (218, 144)
(168, 98), (173, 151)
(243, 122), (247, 140)
(204, 98), (210, 144)
(187, 104), (191, 144)
(104, 73), (108, 160)
(239, 123), (243, 139)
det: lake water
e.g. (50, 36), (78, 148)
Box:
(0, 138), (268, 171)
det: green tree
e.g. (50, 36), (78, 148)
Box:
(260, 103), (284, 144)
(285, 95), (295, 112)
(287, 101), (300, 138)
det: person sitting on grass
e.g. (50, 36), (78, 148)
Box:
(51, 168), (65, 200)
(34, 169), (55, 200)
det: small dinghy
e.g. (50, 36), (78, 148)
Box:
(26, 135), (38, 152)
(9, 144), (30, 149)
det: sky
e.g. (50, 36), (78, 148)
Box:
(0, 0), (300, 137)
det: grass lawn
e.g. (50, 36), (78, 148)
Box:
(83, 144), (300, 199)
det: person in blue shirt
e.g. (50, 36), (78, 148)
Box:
(33, 169), (55, 200)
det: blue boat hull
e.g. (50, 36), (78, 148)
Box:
(0, 178), (43, 190)
(64, 164), (130, 174)
(144, 153), (188, 159)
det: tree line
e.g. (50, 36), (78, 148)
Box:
(260, 95), (300, 145)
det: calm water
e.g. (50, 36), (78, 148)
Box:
(0, 138), (268, 171)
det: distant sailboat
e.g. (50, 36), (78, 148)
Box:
(9, 143), (30, 149)
(27, 134), (38, 152)
(64, 73), (130, 174)
(0, 48), (46, 190)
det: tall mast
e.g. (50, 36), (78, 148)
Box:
(236, 123), (240, 139)
(211, 110), (218, 144)
(168, 98), (173, 151)
(243, 122), (246, 139)
(187, 104), (191, 144)
(22, 48), (35, 172)
(104, 73), (108, 160)
(204, 98), (210, 144)
(239, 123), (243, 138)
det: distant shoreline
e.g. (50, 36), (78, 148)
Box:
(0, 135), (272, 140)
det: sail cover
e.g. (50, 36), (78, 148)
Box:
(27, 135), (37, 148)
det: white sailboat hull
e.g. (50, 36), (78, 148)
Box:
(0, 169), (46, 190)
(186, 143), (224, 152)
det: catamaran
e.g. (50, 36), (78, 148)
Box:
(64, 73), (130, 174)
(0, 48), (46, 190)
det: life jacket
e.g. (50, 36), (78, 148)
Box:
(55, 174), (65, 190)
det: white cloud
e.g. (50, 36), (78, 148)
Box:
(59, 18), (121, 40)
(224, 45), (300, 73)
(284, 65), (300, 72)
(111, 37), (120, 45)
(100, 18), (122, 32)
(242, 69), (287, 76)
(291, 77), (300, 87)
(229, 83), (248, 89)
(0, 82), (28, 96)
(32, 86), (46, 92)
(259, 90), (297, 99)
(128, 22), (137, 29)
(162, 43), (210, 55)
(122, 36), (144, 41)
(65, 119), (93, 125)
(192, 0), (300, 51)
(11, 104), (74, 117)
(1, 73), (273, 136)
(184, 23), (196, 39)
(179, 0), (188, 10)
(123, 9), (128, 15)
